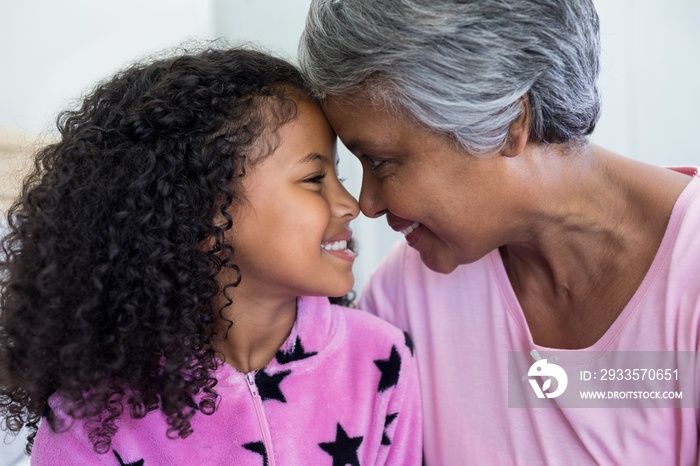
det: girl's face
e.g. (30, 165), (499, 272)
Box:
(323, 96), (524, 274)
(229, 98), (359, 300)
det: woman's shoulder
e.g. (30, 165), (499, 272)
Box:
(668, 171), (700, 262)
(667, 173), (700, 289)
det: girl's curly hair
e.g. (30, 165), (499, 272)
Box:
(0, 46), (314, 454)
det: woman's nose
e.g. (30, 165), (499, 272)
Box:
(359, 172), (387, 218)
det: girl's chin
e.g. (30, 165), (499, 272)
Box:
(321, 278), (355, 300)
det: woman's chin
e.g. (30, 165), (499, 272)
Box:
(418, 250), (460, 275)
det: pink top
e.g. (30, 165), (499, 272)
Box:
(361, 168), (700, 465)
(31, 296), (422, 465)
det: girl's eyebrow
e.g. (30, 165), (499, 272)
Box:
(296, 152), (326, 166)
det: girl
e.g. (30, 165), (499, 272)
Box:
(0, 47), (421, 465)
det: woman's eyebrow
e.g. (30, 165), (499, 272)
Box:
(344, 138), (394, 156)
(344, 139), (367, 154)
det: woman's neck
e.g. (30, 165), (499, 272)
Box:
(501, 144), (690, 348)
(212, 294), (297, 373)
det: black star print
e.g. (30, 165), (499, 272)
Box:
(243, 441), (269, 466)
(319, 423), (363, 466)
(255, 368), (291, 402)
(381, 413), (398, 446)
(374, 345), (401, 392)
(403, 331), (414, 356)
(113, 450), (144, 466)
(275, 336), (318, 364)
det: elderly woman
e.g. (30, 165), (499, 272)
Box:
(299, 0), (699, 464)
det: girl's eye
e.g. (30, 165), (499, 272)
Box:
(304, 173), (326, 184)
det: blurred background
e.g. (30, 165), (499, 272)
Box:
(1, 1), (699, 463)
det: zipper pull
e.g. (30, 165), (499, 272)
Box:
(246, 372), (259, 397)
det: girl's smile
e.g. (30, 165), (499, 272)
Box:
(321, 227), (355, 261)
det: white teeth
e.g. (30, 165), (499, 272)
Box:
(321, 240), (347, 251)
(321, 239), (356, 257)
(399, 221), (421, 236)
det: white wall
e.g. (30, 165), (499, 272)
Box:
(592, 0), (700, 166)
(0, 0), (214, 134)
(212, 0), (310, 61)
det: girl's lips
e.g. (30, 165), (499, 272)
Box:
(322, 227), (353, 244)
(321, 238), (356, 262)
(322, 245), (356, 262)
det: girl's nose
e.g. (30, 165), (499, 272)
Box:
(332, 182), (360, 221)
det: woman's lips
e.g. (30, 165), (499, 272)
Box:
(399, 221), (421, 236)
(403, 223), (424, 247)
(391, 220), (424, 247)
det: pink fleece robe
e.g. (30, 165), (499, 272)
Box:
(31, 296), (422, 465)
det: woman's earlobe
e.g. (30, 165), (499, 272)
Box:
(501, 96), (531, 158)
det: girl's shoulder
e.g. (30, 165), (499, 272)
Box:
(328, 302), (415, 363)
(273, 296), (418, 404)
(331, 304), (409, 341)
(297, 295), (409, 342)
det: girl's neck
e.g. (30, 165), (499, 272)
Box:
(213, 295), (297, 373)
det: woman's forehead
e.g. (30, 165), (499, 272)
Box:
(323, 96), (447, 155)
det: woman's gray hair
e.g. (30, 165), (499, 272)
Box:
(299, 0), (601, 155)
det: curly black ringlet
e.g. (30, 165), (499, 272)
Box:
(0, 47), (315, 454)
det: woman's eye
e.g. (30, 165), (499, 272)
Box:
(363, 155), (389, 173)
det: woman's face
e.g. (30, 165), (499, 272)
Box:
(324, 97), (522, 274)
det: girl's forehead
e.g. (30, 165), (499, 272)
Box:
(243, 101), (337, 173)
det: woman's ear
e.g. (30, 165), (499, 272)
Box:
(501, 96), (530, 158)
